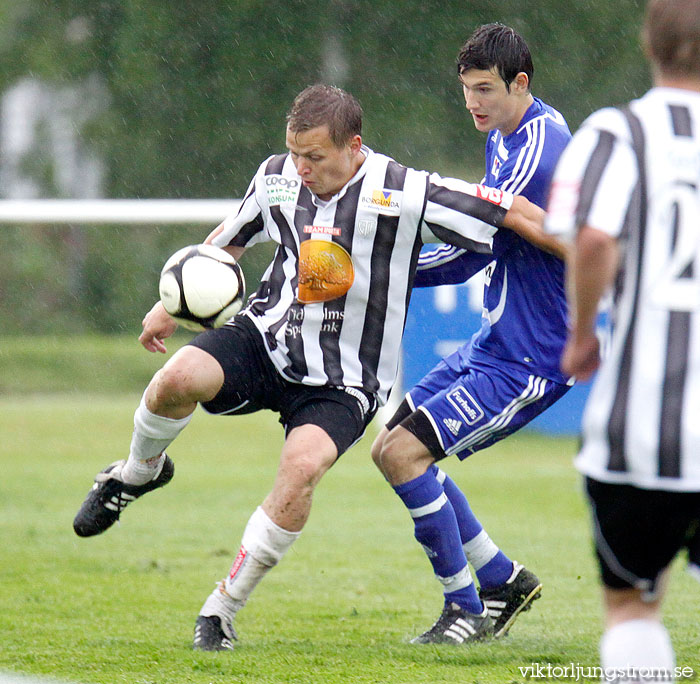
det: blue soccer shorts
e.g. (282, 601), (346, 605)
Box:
(386, 350), (570, 461)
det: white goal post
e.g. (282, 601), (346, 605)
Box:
(0, 199), (242, 224)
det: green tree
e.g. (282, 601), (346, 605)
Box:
(0, 0), (649, 334)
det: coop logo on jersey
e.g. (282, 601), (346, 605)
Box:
(361, 189), (402, 215)
(475, 184), (506, 206)
(265, 174), (300, 205)
(447, 387), (484, 425)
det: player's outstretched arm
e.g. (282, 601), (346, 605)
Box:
(502, 195), (570, 260)
(204, 223), (246, 262)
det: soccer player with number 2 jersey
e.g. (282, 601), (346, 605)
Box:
(549, 0), (700, 672)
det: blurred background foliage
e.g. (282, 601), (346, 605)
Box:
(0, 0), (648, 335)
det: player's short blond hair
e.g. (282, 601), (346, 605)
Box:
(286, 84), (362, 149)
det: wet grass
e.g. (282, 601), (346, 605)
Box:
(0, 339), (698, 683)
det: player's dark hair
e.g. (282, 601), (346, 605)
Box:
(457, 23), (534, 91)
(643, 0), (700, 77)
(286, 84), (363, 148)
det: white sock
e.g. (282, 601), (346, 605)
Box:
(121, 393), (192, 485)
(222, 507), (300, 605)
(438, 565), (476, 593)
(199, 507), (301, 621)
(199, 582), (244, 627)
(600, 619), (675, 683)
(463, 529), (500, 571)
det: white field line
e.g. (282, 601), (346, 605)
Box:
(0, 673), (83, 684)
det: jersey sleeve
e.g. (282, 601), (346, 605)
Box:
(546, 108), (638, 242)
(420, 174), (513, 252)
(415, 243), (498, 287)
(499, 110), (570, 208)
(211, 162), (270, 249)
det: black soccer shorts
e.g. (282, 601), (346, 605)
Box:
(187, 315), (377, 457)
(585, 476), (700, 597)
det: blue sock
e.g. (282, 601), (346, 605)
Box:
(394, 469), (482, 614)
(432, 465), (513, 590)
(474, 552), (514, 589)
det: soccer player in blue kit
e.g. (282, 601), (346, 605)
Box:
(372, 23), (572, 643)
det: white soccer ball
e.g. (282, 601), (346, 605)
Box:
(158, 244), (246, 331)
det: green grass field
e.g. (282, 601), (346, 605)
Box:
(1, 372), (698, 682)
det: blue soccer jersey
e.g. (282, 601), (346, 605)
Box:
(415, 97), (571, 384)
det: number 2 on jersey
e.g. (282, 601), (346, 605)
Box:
(648, 182), (700, 312)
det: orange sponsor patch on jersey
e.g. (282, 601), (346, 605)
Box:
(298, 239), (354, 303)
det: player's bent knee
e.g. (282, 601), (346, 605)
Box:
(281, 427), (338, 487)
(370, 429), (388, 468)
(380, 427), (408, 460)
(378, 426), (436, 485)
(149, 345), (224, 408)
(374, 428), (408, 479)
(279, 451), (331, 491)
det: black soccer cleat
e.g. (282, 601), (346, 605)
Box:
(479, 561), (542, 638)
(193, 615), (237, 651)
(73, 455), (174, 537)
(411, 602), (494, 645)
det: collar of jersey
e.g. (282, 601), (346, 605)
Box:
(507, 97), (547, 140)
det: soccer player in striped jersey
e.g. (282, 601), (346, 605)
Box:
(549, 0), (700, 674)
(372, 24), (572, 644)
(71, 84), (551, 651)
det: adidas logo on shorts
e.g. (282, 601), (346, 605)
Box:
(443, 418), (462, 435)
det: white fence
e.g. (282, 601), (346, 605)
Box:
(0, 199), (241, 224)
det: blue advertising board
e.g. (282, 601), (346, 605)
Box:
(401, 281), (591, 436)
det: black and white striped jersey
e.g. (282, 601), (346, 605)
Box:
(547, 87), (700, 491)
(212, 145), (513, 405)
